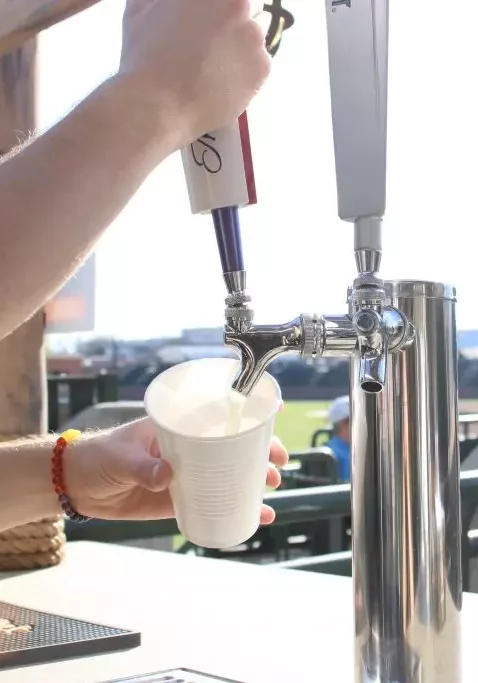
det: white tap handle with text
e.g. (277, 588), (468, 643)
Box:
(181, 112), (257, 215)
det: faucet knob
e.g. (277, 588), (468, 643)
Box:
(353, 309), (381, 336)
(300, 314), (323, 358)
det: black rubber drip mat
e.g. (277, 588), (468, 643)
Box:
(104, 670), (244, 682)
(0, 601), (141, 669)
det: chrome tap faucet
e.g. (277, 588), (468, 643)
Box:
(224, 284), (410, 397)
(350, 275), (391, 394)
(327, 0), (391, 395)
(224, 288), (358, 396)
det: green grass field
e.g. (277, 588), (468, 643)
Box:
(274, 400), (331, 452)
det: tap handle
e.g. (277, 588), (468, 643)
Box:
(181, 113), (257, 217)
(325, 0), (389, 223)
(181, 2), (296, 283)
(181, 4), (260, 214)
(181, 113), (257, 283)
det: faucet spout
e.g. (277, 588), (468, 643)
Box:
(357, 335), (388, 394)
(225, 316), (313, 396)
(349, 282), (412, 395)
(353, 307), (388, 393)
(225, 307), (359, 396)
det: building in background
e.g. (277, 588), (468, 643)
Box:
(45, 255), (95, 334)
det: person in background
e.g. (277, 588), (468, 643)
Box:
(325, 395), (351, 482)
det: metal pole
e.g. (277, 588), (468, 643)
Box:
(351, 280), (462, 683)
(0, 40), (64, 571)
(0, 40), (46, 439)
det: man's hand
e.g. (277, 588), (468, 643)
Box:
(64, 418), (289, 523)
(119, 0), (272, 145)
(0, 418), (288, 533)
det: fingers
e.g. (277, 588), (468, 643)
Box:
(110, 486), (175, 520)
(260, 504), (276, 525)
(266, 463), (281, 489)
(127, 495), (277, 531)
(132, 453), (173, 492)
(269, 435), (289, 468)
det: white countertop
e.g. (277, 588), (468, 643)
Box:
(0, 541), (476, 682)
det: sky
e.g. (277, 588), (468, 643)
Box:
(38, 0), (478, 340)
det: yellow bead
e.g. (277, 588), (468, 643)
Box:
(60, 429), (81, 444)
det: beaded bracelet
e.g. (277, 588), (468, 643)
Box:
(52, 429), (90, 524)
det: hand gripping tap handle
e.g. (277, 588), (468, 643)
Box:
(181, 0), (270, 296)
(181, 1), (294, 297)
(325, 0), (389, 276)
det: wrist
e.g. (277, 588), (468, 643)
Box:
(0, 437), (61, 532)
(91, 74), (186, 166)
(52, 431), (91, 523)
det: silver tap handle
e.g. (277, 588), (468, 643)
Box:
(325, 0), (389, 231)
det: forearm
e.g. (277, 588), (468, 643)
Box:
(0, 436), (60, 531)
(0, 76), (180, 340)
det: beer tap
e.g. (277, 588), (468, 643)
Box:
(181, 0), (295, 393)
(214, 0), (412, 397)
(326, 0), (399, 394)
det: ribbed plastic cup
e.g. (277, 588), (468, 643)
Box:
(144, 357), (281, 549)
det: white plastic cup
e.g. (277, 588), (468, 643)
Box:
(144, 357), (281, 549)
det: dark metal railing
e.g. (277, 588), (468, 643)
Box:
(65, 470), (478, 590)
(276, 526), (478, 583)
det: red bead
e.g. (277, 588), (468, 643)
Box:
(51, 435), (80, 516)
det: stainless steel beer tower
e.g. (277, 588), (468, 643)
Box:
(225, 279), (462, 682)
(351, 281), (462, 682)
(220, 2), (463, 681)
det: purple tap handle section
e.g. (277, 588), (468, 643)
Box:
(212, 206), (244, 274)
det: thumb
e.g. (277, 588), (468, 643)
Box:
(130, 452), (173, 492)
